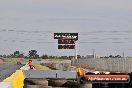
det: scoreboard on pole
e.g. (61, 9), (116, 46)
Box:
(54, 33), (78, 49)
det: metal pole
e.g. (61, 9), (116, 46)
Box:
(92, 49), (95, 58)
(75, 41), (77, 59)
(122, 51), (124, 58)
(122, 51), (125, 72)
(118, 59), (119, 72)
(110, 58), (112, 71)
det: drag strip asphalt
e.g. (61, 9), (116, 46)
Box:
(0, 64), (24, 82)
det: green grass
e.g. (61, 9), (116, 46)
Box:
(3, 58), (17, 64)
(33, 64), (50, 70)
(2, 58), (29, 64)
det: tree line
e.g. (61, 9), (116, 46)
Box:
(0, 50), (125, 59)
(0, 50), (74, 59)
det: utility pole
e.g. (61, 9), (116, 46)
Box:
(122, 51), (125, 71)
(92, 49), (95, 58)
(75, 41), (77, 59)
(122, 51), (125, 58)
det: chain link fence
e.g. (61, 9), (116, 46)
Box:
(72, 58), (132, 73)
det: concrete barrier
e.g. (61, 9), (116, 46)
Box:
(24, 70), (77, 79)
(3, 70), (25, 88)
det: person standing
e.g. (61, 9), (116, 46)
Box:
(27, 59), (33, 69)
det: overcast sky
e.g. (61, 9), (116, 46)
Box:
(0, 0), (132, 56)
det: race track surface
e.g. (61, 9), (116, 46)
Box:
(0, 64), (24, 82)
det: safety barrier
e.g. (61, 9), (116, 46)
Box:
(3, 70), (25, 88)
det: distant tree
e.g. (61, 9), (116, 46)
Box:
(0, 55), (2, 57)
(9, 54), (14, 58)
(59, 56), (69, 59)
(104, 56), (108, 58)
(77, 55), (81, 59)
(3, 55), (7, 58)
(28, 50), (39, 59)
(18, 54), (24, 58)
(52, 56), (56, 59)
(41, 54), (48, 59)
(115, 55), (121, 58)
(14, 51), (20, 57)
(24, 56), (28, 59)
(13, 51), (24, 58)
(49, 56), (55, 59)
(36, 54), (39, 59)
(109, 55), (113, 58)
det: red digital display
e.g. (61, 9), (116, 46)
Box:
(58, 39), (75, 44)
(58, 45), (75, 49)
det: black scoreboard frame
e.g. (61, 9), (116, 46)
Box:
(54, 33), (78, 49)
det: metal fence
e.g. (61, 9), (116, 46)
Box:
(72, 58), (132, 73)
